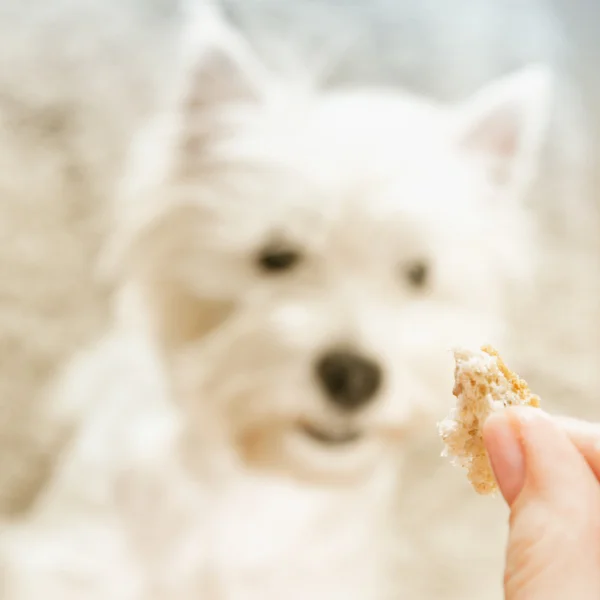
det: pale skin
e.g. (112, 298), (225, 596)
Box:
(483, 407), (600, 600)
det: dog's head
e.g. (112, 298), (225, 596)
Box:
(107, 8), (551, 484)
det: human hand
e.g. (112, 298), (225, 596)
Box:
(483, 407), (600, 600)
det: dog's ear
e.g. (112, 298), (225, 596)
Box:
(169, 3), (275, 182)
(176, 2), (272, 125)
(124, 1), (272, 204)
(451, 65), (553, 195)
(101, 5), (272, 282)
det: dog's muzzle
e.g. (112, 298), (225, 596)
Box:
(314, 350), (382, 411)
(299, 422), (363, 446)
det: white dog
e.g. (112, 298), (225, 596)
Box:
(0, 7), (551, 599)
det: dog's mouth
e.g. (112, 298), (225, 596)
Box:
(299, 422), (364, 446)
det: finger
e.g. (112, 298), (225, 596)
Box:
(483, 410), (525, 505)
(553, 415), (600, 481)
(511, 408), (599, 506)
(484, 409), (600, 504)
(485, 407), (600, 600)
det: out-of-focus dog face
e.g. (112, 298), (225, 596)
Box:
(110, 9), (551, 484)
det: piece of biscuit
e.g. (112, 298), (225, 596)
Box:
(438, 345), (540, 495)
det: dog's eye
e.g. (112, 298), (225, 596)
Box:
(404, 260), (429, 288)
(257, 245), (302, 274)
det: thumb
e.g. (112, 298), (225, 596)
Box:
(484, 407), (600, 600)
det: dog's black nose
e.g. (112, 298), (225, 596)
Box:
(315, 351), (382, 410)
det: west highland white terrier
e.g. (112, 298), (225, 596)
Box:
(0, 6), (552, 599)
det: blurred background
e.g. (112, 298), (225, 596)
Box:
(0, 0), (598, 597)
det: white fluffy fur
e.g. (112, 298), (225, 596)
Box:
(0, 7), (552, 600)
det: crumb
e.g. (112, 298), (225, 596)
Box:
(438, 345), (540, 495)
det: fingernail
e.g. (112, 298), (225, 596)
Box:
(484, 411), (526, 505)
